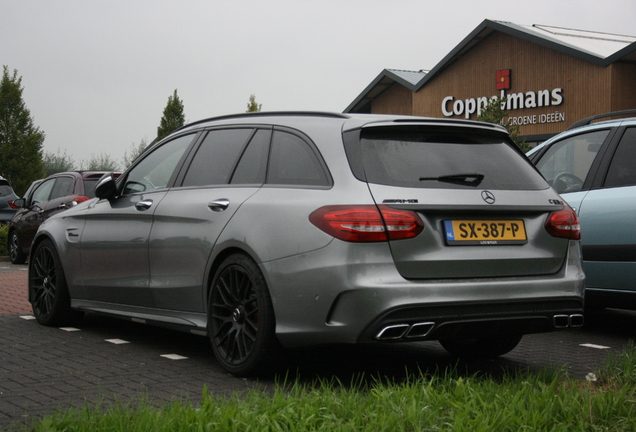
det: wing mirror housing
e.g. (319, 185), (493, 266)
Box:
(95, 173), (118, 200)
(11, 198), (25, 209)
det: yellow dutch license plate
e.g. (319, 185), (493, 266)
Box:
(444, 220), (527, 245)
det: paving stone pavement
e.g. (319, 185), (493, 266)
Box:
(2, 260), (636, 430)
(0, 264), (29, 316)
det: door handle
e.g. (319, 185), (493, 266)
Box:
(208, 199), (230, 212)
(135, 199), (153, 211)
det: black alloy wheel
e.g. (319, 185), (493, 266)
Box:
(208, 254), (278, 376)
(9, 230), (27, 264)
(29, 239), (82, 326)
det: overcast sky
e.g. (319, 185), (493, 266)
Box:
(2, 0), (635, 168)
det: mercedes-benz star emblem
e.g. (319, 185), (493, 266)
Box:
(481, 190), (496, 204)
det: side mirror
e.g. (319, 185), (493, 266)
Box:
(95, 173), (118, 200)
(12, 198), (26, 208)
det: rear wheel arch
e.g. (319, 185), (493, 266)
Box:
(205, 246), (265, 305)
(206, 250), (280, 376)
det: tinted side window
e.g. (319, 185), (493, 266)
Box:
(604, 127), (636, 188)
(231, 129), (270, 185)
(31, 179), (56, 205)
(123, 134), (194, 195)
(535, 130), (609, 193)
(182, 129), (253, 187)
(267, 131), (329, 186)
(50, 176), (74, 200)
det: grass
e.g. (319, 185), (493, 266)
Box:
(0, 224), (8, 256)
(20, 345), (636, 432)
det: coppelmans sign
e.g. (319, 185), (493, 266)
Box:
(441, 69), (565, 125)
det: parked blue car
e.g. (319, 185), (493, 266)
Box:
(527, 109), (636, 310)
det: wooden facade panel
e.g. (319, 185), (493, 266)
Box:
(403, 32), (631, 136)
(371, 83), (413, 115)
(611, 62), (636, 110)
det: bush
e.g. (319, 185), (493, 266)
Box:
(0, 224), (8, 256)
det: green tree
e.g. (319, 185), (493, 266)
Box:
(43, 149), (76, 176)
(246, 94), (262, 112)
(477, 97), (531, 152)
(0, 66), (45, 196)
(157, 89), (185, 141)
(81, 153), (119, 171)
(122, 138), (149, 169)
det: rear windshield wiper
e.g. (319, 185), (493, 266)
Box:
(419, 173), (485, 187)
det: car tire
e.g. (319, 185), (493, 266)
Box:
(208, 253), (280, 376)
(8, 230), (27, 264)
(439, 334), (522, 359)
(29, 239), (83, 326)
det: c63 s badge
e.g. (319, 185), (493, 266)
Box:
(382, 199), (419, 204)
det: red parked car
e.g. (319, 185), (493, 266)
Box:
(7, 171), (117, 264)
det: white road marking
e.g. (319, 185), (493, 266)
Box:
(105, 339), (130, 344)
(161, 354), (188, 360)
(580, 343), (610, 349)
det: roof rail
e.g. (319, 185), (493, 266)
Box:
(174, 111), (350, 133)
(567, 109), (636, 130)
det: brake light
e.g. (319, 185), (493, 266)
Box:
(8, 200), (19, 209)
(309, 205), (424, 242)
(71, 196), (91, 206)
(545, 207), (581, 240)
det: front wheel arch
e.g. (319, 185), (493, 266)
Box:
(8, 229), (27, 264)
(28, 238), (83, 326)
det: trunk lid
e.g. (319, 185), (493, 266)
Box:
(343, 121), (571, 280)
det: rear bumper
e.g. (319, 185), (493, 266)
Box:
(360, 299), (583, 342)
(262, 240), (585, 348)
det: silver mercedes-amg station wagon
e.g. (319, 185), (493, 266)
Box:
(29, 112), (585, 376)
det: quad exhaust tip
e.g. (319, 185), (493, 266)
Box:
(554, 314), (584, 328)
(375, 322), (435, 340)
(376, 314), (584, 341)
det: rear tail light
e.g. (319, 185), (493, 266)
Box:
(309, 205), (424, 242)
(545, 207), (581, 240)
(8, 200), (19, 209)
(71, 196), (91, 206)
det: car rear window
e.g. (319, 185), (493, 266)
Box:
(83, 180), (99, 198)
(0, 184), (13, 197)
(344, 126), (548, 190)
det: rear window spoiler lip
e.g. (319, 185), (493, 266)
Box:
(345, 119), (509, 134)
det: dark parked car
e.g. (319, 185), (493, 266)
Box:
(29, 112), (584, 376)
(8, 171), (115, 264)
(527, 109), (636, 311)
(0, 176), (19, 223)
